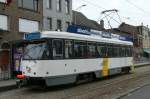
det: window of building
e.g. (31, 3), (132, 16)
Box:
(56, 0), (61, 12)
(65, 40), (73, 58)
(52, 39), (63, 59)
(33, 0), (38, 11)
(65, 0), (70, 14)
(74, 41), (86, 58)
(47, 18), (52, 30)
(57, 20), (62, 31)
(0, 0), (5, 3)
(66, 22), (70, 29)
(18, 0), (38, 11)
(0, 15), (8, 31)
(19, 18), (39, 33)
(46, 0), (52, 9)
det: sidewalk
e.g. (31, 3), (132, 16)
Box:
(135, 62), (150, 67)
(0, 79), (16, 92)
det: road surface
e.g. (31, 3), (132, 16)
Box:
(0, 65), (150, 99)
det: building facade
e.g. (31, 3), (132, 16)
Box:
(43, 0), (72, 31)
(138, 25), (150, 58)
(0, 0), (43, 42)
(138, 26), (150, 48)
(108, 23), (144, 61)
(72, 11), (104, 31)
(0, 0), (43, 80)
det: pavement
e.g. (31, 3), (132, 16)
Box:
(135, 62), (150, 67)
(0, 79), (16, 92)
(0, 62), (149, 92)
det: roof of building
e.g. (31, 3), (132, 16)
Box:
(118, 22), (139, 35)
(72, 11), (104, 31)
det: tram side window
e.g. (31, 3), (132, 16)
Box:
(65, 40), (73, 59)
(129, 47), (133, 57)
(108, 46), (114, 57)
(114, 47), (119, 57)
(122, 47), (125, 57)
(52, 39), (63, 59)
(125, 46), (132, 57)
(119, 46), (123, 57)
(87, 43), (96, 58)
(74, 41), (86, 58)
(97, 45), (106, 58)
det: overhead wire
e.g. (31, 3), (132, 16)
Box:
(81, 0), (123, 23)
(125, 0), (150, 15)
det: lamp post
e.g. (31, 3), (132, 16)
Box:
(74, 4), (86, 25)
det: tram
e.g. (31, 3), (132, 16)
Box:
(16, 31), (133, 87)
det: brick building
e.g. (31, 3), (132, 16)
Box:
(108, 22), (143, 61)
(0, 0), (43, 43)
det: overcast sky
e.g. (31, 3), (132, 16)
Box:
(73, 0), (150, 28)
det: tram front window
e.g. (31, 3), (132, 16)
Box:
(23, 42), (49, 60)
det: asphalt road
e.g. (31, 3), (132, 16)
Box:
(0, 65), (150, 99)
(120, 84), (150, 99)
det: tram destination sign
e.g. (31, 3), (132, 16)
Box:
(67, 25), (133, 42)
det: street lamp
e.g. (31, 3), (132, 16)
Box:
(75, 4), (86, 10)
(74, 4), (86, 25)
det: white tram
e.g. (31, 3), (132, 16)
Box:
(17, 31), (133, 86)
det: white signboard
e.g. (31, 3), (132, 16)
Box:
(19, 18), (39, 33)
(111, 34), (120, 39)
(0, 15), (8, 30)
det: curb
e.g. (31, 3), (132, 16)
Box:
(0, 84), (17, 92)
(135, 63), (150, 68)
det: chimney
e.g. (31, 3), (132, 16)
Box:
(141, 22), (143, 26)
(100, 20), (104, 29)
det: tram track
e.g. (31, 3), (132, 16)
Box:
(62, 68), (150, 99)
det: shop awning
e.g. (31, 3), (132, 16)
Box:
(144, 48), (150, 54)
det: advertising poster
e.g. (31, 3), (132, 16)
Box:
(13, 48), (23, 72)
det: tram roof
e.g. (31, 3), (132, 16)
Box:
(37, 31), (133, 46)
